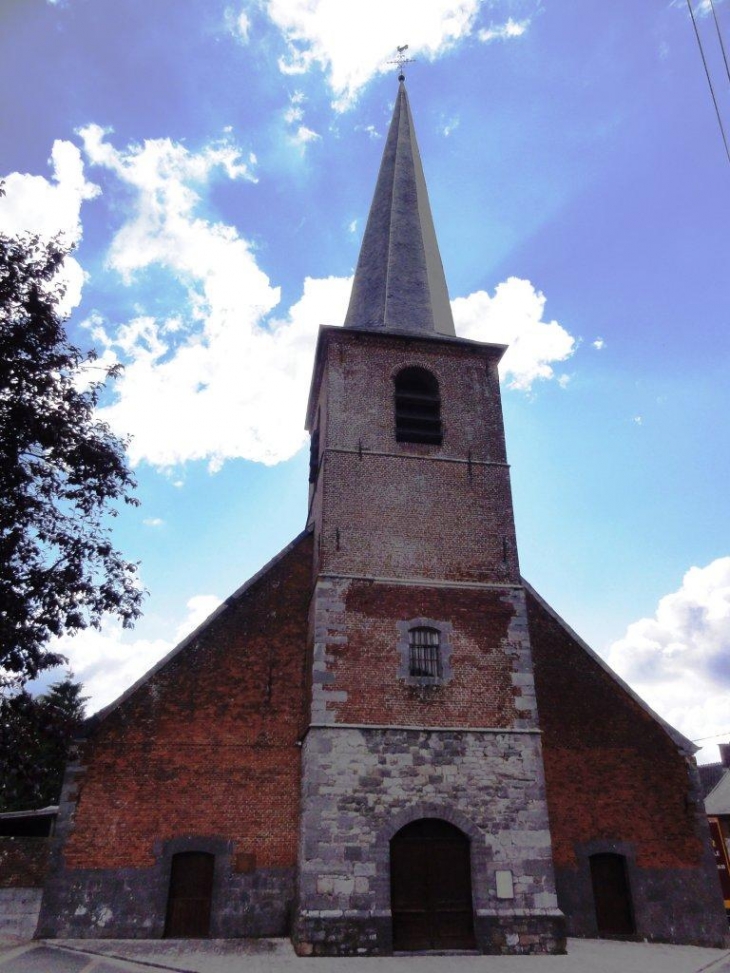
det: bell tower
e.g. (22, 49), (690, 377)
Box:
(295, 80), (565, 956)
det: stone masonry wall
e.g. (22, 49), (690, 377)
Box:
(526, 587), (730, 947)
(295, 727), (563, 955)
(38, 532), (313, 939)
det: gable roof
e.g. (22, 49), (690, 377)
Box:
(522, 578), (696, 756)
(83, 527), (313, 735)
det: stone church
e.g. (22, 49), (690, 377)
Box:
(38, 81), (728, 955)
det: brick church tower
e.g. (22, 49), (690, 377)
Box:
(294, 79), (564, 955)
(35, 81), (729, 954)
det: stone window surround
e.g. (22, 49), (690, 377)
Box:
(396, 617), (453, 686)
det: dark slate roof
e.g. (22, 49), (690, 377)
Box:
(699, 762), (727, 798)
(344, 81), (455, 337)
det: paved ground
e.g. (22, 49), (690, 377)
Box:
(0, 938), (729, 973)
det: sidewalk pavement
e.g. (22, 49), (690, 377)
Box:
(0, 937), (729, 973)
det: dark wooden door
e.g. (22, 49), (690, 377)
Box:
(590, 853), (635, 937)
(390, 819), (476, 951)
(164, 852), (215, 938)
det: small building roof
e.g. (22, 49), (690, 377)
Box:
(0, 806), (58, 821)
(699, 762), (727, 798)
(705, 770), (730, 815)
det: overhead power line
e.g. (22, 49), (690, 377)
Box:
(686, 0), (730, 165)
(692, 729), (730, 743)
(709, 0), (730, 84)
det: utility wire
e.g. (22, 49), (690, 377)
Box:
(692, 729), (730, 743)
(686, 0), (730, 165)
(709, 0), (730, 84)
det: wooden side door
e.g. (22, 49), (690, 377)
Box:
(390, 819), (476, 951)
(590, 853), (635, 937)
(164, 851), (215, 938)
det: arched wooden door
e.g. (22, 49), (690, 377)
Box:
(590, 853), (635, 937)
(164, 851), (215, 938)
(390, 819), (476, 951)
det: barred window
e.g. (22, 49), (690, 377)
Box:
(394, 367), (442, 445)
(408, 627), (442, 679)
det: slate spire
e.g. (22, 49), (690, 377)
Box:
(344, 81), (456, 337)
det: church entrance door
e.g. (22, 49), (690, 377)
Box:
(590, 853), (635, 937)
(390, 819), (476, 951)
(164, 851), (215, 938)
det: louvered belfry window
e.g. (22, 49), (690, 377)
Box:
(395, 367), (442, 445)
(408, 627), (442, 679)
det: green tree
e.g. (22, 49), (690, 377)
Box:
(0, 204), (143, 686)
(0, 675), (88, 811)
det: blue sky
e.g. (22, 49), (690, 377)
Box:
(1, 0), (729, 762)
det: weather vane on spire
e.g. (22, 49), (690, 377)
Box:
(388, 44), (415, 82)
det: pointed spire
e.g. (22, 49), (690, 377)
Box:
(344, 81), (456, 337)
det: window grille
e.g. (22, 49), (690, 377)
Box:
(395, 367), (442, 445)
(409, 627), (442, 679)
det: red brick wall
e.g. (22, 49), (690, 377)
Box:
(319, 452), (516, 583)
(317, 330), (508, 464)
(325, 581), (520, 728)
(526, 588), (704, 869)
(0, 838), (50, 887)
(309, 329), (519, 585)
(64, 533), (313, 871)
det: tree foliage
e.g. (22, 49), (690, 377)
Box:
(0, 675), (87, 812)
(0, 209), (143, 686)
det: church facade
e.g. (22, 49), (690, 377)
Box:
(38, 82), (728, 955)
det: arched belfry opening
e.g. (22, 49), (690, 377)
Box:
(394, 366), (442, 445)
(390, 818), (475, 951)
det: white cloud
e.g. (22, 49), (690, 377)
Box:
(0, 140), (99, 315)
(356, 124), (381, 140)
(672, 0), (726, 17)
(262, 0), (483, 109)
(284, 89), (306, 124)
(291, 125), (321, 147)
(452, 277), (576, 390)
(478, 17), (530, 42)
(143, 517), (164, 527)
(632, 415), (643, 425)
(440, 116), (460, 138)
(607, 557), (730, 763)
(225, 6), (251, 42)
(592, 337), (605, 350)
(52, 594), (223, 713)
(77, 125), (352, 469)
(284, 91), (320, 150)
